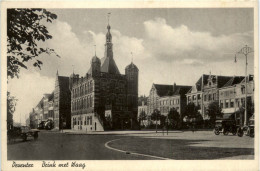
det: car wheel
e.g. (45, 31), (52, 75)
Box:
(223, 130), (229, 135)
(214, 128), (220, 135)
(237, 128), (243, 137)
(34, 132), (38, 140)
(22, 134), (27, 141)
(249, 129), (254, 138)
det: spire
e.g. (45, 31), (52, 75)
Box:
(56, 70), (59, 76)
(106, 13), (112, 43)
(94, 45), (96, 56)
(72, 65), (74, 74)
(131, 52), (133, 63)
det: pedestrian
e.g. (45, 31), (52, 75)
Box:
(192, 123), (195, 133)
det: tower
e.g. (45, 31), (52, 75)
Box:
(101, 15), (120, 74)
(91, 54), (101, 76)
(125, 61), (139, 118)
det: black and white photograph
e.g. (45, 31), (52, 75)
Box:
(1, 1), (259, 170)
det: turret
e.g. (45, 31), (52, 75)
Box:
(125, 61), (139, 118)
(69, 73), (79, 91)
(91, 55), (101, 76)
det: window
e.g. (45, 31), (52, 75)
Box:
(193, 95), (196, 100)
(241, 86), (245, 94)
(236, 99), (240, 108)
(208, 94), (211, 101)
(241, 98), (245, 107)
(90, 116), (92, 125)
(213, 93), (216, 100)
(230, 99), (234, 108)
(220, 100), (224, 108)
(198, 94), (201, 100)
(204, 95), (207, 101)
(225, 99), (229, 108)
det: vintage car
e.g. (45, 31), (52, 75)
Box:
(214, 119), (237, 135)
(237, 116), (254, 138)
(44, 119), (54, 130)
(8, 126), (39, 142)
(38, 121), (46, 130)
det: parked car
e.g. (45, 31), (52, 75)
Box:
(237, 116), (254, 138)
(44, 119), (54, 130)
(214, 119), (237, 135)
(38, 121), (46, 130)
(8, 126), (39, 142)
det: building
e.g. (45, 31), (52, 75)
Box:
(48, 92), (54, 120)
(147, 84), (172, 115)
(43, 93), (51, 120)
(157, 83), (191, 117)
(70, 22), (139, 131)
(34, 98), (44, 126)
(219, 75), (254, 124)
(147, 83), (191, 115)
(186, 74), (243, 119)
(138, 95), (148, 126)
(54, 71), (71, 130)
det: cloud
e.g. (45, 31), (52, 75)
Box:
(143, 18), (253, 63)
(8, 70), (55, 124)
(8, 17), (254, 123)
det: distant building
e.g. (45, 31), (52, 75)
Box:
(34, 98), (44, 127)
(54, 71), (71, 130)
(157, 83), (191, 117)
(48, 92), (54, 120)
(43, 94), (51, 120)
(138, 96), (148, 126)
(70, 22), (139, 131)
(186, 74), (244, 119)
(219, 75), (254, 123)
(29, 108), (38, 129)
(147, 83), (191, 116)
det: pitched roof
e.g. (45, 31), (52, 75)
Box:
(154, 84), (173, 97)
(100, 57), (120, 74)
(154, 84), (191, 97)
(216, 76), (234, 88)
(48, 92), (54, 101)
(221, 76), (245, 88)
(240, 74), (254, 84)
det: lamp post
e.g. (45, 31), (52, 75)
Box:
(235, 45), (253, 126)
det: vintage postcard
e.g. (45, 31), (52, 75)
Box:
(1, 0), (259, 170)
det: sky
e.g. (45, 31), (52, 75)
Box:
(8, 8), (254, 124)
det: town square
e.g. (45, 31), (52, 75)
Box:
(4, 5), (257, 167)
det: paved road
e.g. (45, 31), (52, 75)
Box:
(7, 131), (151, 160)
(7, 130), (254, 160)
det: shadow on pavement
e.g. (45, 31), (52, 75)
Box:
(109, 138), (254, 160)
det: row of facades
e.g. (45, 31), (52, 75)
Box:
(29, 23), (139, 131)
(138, 74), (254, 126)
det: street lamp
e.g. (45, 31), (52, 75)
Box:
(235, 45), (253, 126)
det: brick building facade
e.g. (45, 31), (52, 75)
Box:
(70, 23), (138, 131)
(54, 72), (71, 129)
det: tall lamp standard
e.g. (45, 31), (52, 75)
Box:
(235, 45), (253, 126)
